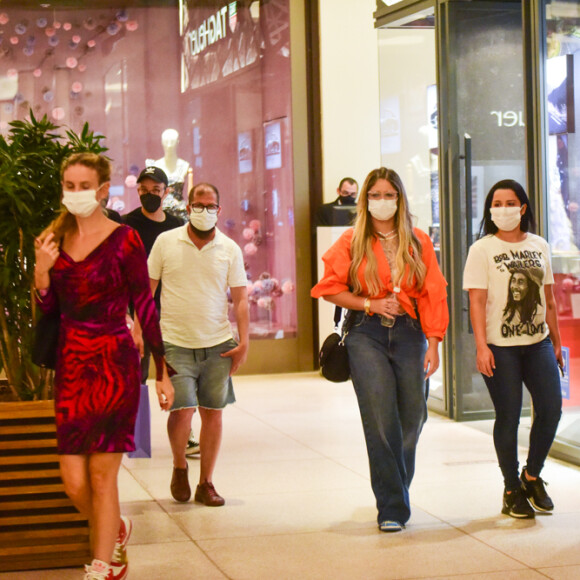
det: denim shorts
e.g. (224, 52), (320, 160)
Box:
(164, 339), (237, 410)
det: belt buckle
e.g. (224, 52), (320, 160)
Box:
(380, 315), (395, 327)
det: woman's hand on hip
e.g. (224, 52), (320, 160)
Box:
(476, 345), (495, 377)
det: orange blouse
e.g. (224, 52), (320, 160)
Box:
(311, 228), (449, 340)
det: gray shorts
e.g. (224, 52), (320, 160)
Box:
(164, 339), (237, 411)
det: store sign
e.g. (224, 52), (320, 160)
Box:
(180, 0), (260, 93)
(187, 6), (229, 57)
(490, 110), (525, 127)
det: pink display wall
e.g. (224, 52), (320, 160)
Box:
(0, 1), (297, 339)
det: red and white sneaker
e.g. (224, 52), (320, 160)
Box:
(111, 515), (132, 566)
(109, 561), (129, 580)
(83, 560), (111, 580)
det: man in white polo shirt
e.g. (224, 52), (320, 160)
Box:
(148, 182), (249, 506)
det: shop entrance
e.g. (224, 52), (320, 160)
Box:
(376, 0), (526, 419)
(441, 0), (527, 420)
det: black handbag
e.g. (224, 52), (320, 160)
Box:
(31, 308), (60, 370)
(319, 306), (350, 383)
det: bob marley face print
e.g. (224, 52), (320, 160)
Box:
(510, 272), (529, 303)
(502, 267), (544, 335)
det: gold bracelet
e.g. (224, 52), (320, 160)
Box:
(364, 297), (371, 315)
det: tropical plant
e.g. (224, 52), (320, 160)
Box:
(0, 112), (107, 400)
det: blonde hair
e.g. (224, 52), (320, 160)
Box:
(41, 153), (111, 244)
(349, 167), (426, 296)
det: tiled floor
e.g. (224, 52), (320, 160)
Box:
(5, 372), (580, 579)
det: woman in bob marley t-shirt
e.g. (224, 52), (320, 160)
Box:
(463, 179), (562, 520)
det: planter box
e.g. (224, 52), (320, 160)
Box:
(0, 400), (91, 572)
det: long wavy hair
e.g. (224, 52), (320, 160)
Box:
(349, 167), (426, 296)
(41, 153), (111, 244)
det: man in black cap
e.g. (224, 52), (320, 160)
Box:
(124, 167), (200, 455)
(123, 167), (184, 255)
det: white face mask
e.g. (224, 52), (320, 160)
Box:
(490, 206), (522, 232)
(62, 187), (101, 218)
(189, 209), (218, 231)
(368, 199), (398, 222)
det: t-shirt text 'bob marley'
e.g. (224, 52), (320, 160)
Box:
(463, 233), (554, 347)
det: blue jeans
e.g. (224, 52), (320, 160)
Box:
(482, 337), (562, 490)
(345, 312), (428, 525)
(164, 339), (237, 410)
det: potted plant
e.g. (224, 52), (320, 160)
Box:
(0, 111), (106, 401)
(0, 112), (106, 572)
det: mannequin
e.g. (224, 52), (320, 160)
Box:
(146, 129), (190, 222)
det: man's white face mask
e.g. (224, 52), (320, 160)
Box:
(189, 207), (218, 231)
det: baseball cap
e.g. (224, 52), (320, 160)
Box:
(137, 166), (168, 186)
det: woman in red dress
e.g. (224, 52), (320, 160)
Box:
(34, 153), (174, 580)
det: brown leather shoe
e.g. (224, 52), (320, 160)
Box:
(170, 466), (191, 502)
(194, 481), (225, 506)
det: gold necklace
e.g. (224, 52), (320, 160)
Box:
(377, 230), (398, 240)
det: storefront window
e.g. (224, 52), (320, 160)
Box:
(0, 1), (297, 340)
(545, 1), (580, 449)
(377, 9), (445, 408)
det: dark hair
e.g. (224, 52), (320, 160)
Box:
(478, 179), (535, 237)
(503, 270), (541, 324)
(338, 177), (358, 190)
(188, 182), (220, 205)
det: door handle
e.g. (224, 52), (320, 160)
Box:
(463, 134), (473, 334)
(464, 133), (472, 249)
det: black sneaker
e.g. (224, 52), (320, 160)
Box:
(520, 469), (554, 512)
(501, 487), (535, 519)
(185, 432), (200, 457)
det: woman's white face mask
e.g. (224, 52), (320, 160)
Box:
(368, 199), (398, 222)
(62, 185), (103, 218)
(490, 206), (522, 232)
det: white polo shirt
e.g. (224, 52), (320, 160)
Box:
(148, 225), (247, 349)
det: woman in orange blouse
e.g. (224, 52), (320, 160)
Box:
(312, 167), (448, 532)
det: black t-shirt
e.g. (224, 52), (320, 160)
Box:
(122, 208), (183, 256)
(122, 208), (183, 311)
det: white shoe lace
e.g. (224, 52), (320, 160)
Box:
(112, 541), (126, 564)
(84, 565), (109, 580)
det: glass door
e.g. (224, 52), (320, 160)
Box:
(542, 0), (580, 463)
(377, 6), (447, 414)
(439, 0), (527, 419)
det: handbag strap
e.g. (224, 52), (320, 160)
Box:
(333, 305), (350, 344)
(333, 305), (342, 329)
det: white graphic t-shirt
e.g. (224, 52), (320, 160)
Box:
(463, 233), (554, 346)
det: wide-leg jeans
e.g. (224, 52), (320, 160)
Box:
(482, 337), (562, 490)
(345, 312), (428, 525)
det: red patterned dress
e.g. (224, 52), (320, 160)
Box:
(38, 225), (165, 454)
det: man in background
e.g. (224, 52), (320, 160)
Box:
(314, 177), (358, 226)
(124, 167), (200, 455)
